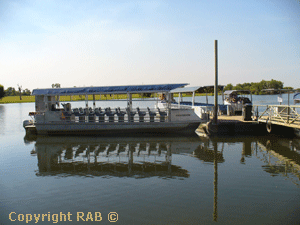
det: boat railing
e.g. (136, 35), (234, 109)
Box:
(57, 107), (169, 123)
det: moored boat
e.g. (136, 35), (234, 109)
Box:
(223, 90), (252, 115)
(157, 85), (227, 119)
(23, 83), (207, 135)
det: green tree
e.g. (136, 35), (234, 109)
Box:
(0, 85), (4, 99)
(223, 79), (287, 95)
(5, 87), (17, 96)
(224, 83), (233, 90)
(22, 89), (31, 96)
(52, 83), (61, 88)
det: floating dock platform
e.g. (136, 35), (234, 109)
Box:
(196, 115), (267, 137)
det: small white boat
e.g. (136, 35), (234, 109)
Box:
(23, 83), (207, 135)
(157, 85), (227, 119)
(223, 90), (252, 115)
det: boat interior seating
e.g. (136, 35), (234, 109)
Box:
(63, 107), (166, 123)
(147, 107), (156, 122)
(157, 108), (167, 122)
(137, 107), (146, 122)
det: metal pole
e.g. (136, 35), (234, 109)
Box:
(214, 40), (218, 124)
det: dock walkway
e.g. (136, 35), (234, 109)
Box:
(196, 104), (300, 137)
(196, 115), (263, 137)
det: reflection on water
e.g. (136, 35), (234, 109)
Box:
(1, 102), (300, 224)
(24, 135), (300, 222)
(0, 105), (5, 134)
(6, 132), (300, 225)
(256, 137), (300, 185)
(27, 135), (225, 222)
(30, 136), (204, 179)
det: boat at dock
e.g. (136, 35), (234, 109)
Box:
(223, 90), (252, 115)
(157, 85), (227, 119)
(23, 83), (207, 135)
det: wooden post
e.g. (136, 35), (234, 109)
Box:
(213, 40), (218, 124)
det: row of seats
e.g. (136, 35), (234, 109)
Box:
(63, 107), (167, 122)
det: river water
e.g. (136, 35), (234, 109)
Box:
(0, 94), (299, 224)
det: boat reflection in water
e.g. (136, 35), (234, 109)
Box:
(29, 136), (205, 179)
(26, 135), (224, 222)
(24, 134), (300, 223)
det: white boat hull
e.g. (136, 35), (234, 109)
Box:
(35, 121), (201, 135)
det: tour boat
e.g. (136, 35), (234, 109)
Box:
(23, 83), (207, 135)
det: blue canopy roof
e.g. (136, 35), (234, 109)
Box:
(32, 83), (188, 96)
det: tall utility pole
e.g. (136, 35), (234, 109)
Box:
(213, 40), (218, 124)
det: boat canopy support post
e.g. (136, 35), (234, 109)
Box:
(222, 91), (224, 105)
(167, 92), (171, 122)
(192, 91), (195, 107)
(93, 94), (96, 109)
(178, 92), (181, 107)
(127, 93), (132, 111)
(85, 94), (88, 109)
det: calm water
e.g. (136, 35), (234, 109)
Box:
(1, 95), (299, 225)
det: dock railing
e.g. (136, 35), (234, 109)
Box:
(253, 104), (300, 129)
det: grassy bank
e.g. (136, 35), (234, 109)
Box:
(0, 94), (149, 104)
(0, 96), (35, 104)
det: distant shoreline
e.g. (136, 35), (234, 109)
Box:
(0, 93), (207, 104)
(0, 92), (290, 104)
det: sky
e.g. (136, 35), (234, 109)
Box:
(1, 0), (299, 91)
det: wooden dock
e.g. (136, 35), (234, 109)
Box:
(196, 115), (265, 137)
(196, 104), (300, 137)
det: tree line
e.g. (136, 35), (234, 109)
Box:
(0, 85), (31, 99)
(223, 79), (296, 95)
(0, 83), (61, 99)
(1, 80), (299, 100)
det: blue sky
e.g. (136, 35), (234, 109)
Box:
(1, 0), (299, 90)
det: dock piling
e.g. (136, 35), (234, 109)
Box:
(213, 40), (218, 124)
